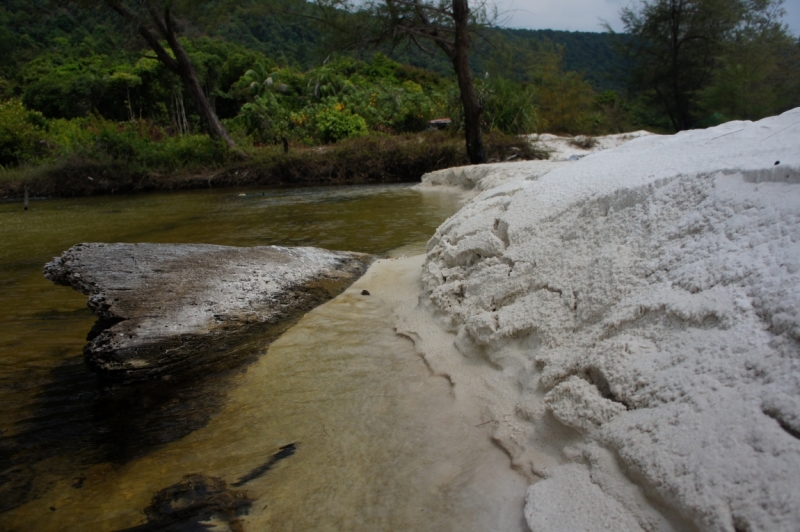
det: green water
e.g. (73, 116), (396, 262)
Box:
(0, 184), (525, 531)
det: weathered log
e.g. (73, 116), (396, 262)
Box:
(45, 243), (371, 381)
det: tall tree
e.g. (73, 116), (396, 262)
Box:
(80, 0), (237, 147)
(618, 0), (794, 131)
(619, 0), (740, 131)
(701, 1), (799, 120)
(526, 41), (596, 134)
(316, 0), (492, 164)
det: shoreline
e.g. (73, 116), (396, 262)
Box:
(347, 252), (531, 529)
(0, 132), (539, 200)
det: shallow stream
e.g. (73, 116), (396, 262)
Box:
(0, 184), (525, 530)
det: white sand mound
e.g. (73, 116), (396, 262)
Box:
(408, 110), (800, 531)
(531, 131), (653, 162)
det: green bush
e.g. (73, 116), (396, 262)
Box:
(46, 117), (97, 156)
(91, 124), (147, 162)
(236, 93), (291, 145)
(154, 135), (229, 168)
(0, 99), (48, 166)
(42, 117), (231, 170)
(340, 82), (444, 134)
(316, 106), (368, 143)
(480, 77), (538, 135)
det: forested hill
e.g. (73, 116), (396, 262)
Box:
(0, 0), (621, 91)
(2, 0), (796, 189)
(498, 29), (624, 90)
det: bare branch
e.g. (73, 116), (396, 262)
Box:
(394, 24), (453, 46)
(408, 31), (435, 55)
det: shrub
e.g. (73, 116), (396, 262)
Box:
(480, 77), (538, 135)
(0, 99), (48, 166)
(154, 135), (229, 168)
(316, 106), (368, 143)
(236, 93), (291, 145)
(40, 117), (231, 171)
(91, 124), (147, 162)
(47, 117), (96, 156)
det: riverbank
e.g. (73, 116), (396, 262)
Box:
(0, 132), (539, 199)
(401, 109), (800, 531)
(1, 251), (530, 531)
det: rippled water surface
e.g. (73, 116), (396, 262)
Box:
(0, 184), (524, 530)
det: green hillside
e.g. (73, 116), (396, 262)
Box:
(0, 1), (622, 91)
(498, 29), (625, 90)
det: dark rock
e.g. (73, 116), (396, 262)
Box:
(119, 474), (253, 532)
(45, 243), (371, 381)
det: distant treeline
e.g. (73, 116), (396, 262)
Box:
(0, 1), (623, 91)
(1, 0), (798, 180)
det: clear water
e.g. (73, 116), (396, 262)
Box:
(0, 185), (525, 530)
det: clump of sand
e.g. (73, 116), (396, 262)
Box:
(402, 109), (800, 531)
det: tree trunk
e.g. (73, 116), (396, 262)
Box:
(103, 0), (236, 148)
(669, 0), (686, 131)
(451, 0), (485, 164)
(159, 8), (236, 147)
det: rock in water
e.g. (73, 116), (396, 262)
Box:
(44, 243), (371, 381)
(119, 474), (253, 531)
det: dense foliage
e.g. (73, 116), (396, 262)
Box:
(0, 0), (798, 178)
(619, 0), (800, 130)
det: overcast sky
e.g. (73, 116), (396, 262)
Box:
(491, 0), (800, 36)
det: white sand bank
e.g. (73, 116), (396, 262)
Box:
(401, 110), (800, 531)
(531, 131), (653, 162)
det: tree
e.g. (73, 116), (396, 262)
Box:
(316, 0), (492, 164)
(526, 41), (596, 134)
(618, 0), (739, 131)
(618, 0), (793, 131)
(701, 1), (799, 120)
(79, 0), (237, 147)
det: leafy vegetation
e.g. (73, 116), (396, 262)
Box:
(0, 0), (797, 197)
(618, 0), (800, 130)
(315, 0), (499, 164)
(0, 127), (540, 198)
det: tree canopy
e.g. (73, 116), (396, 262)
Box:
(313, 0), (496, 163)
(1, 0), (798, 175)
(618, 0), (799, 130)
(75, 0), (240, 145)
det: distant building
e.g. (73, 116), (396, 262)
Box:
(427, 118), (451, 130)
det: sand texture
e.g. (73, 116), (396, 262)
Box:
(402, 109), (800, 531)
